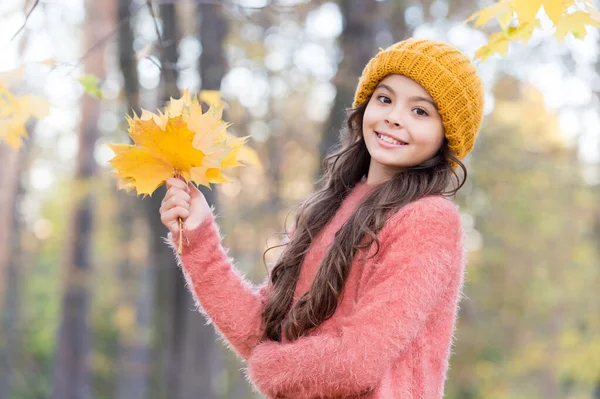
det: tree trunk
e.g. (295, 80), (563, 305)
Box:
(115, 1), (152, 399)
(388, 0), (410, 42)
(146, 3), (185, 399)
(319, 0), (382, 166)
(0, 143), (24, 399)
(593, 36), (600, 399)
(178, 3), (229, 398)
(0, 145), (19, 304)
(51, 1), (116, 398)
(318, 0), (412, 171)
(0, 37), (34, 399)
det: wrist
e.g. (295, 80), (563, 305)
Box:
(168, 212), (217, 254)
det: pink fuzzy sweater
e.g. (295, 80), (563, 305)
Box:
(167, 181), (467, 399)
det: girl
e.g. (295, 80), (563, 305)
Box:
(160, 38), (484, 399)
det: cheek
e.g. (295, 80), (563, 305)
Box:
(432, 124), (445, 146)
(362, 114), (377, 141)
(362, 110), (374, 128)
(416, 125), (445, 150)
(362, 101), (382, 124)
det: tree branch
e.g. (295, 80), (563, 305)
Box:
(146, 0), (165, 51)
(11, 0), (40, 41)
(145, 0), (180, 85)
(14, 0), (319, 79)
(57, 2), (146, 76)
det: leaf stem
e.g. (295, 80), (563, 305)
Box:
(173, 169), (188, 254)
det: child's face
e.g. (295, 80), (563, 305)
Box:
(362, 74), (445, 183)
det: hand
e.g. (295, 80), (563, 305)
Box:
(160, 177), (212, 236)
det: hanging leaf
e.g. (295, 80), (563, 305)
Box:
(466, 0), (515, 30)
(79, 74), (103, 99)
(541, 0), (571, 25)
(474, 31), (511, 62)
(514, 0), (543, 25)
(555, 10), (600, 41)
(466, 0), (600, 62)
(0, 83), (49, 149)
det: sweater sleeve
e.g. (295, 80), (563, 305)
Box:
(246, 197), (464, 399)
(166, 212), (272, 360)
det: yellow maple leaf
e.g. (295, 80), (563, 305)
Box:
(507, 19), (541, 44)
(542, 0), (571, 26)
(513, 0), (543, 24)
(469, 0), (600, 63)
(106, 91), (253, 197)
(107, 142), (176, 196)
(555, 10), (600, 41)
(466, 0), (515, 30)
(474, 31), (510, 62)
(165, 90), (260, 168)
(199, 90), (222, 108)
(0, 83), (49, 149)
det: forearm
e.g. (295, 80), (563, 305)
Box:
(167, 213), (267, 360)
(248, 335), (379, 398)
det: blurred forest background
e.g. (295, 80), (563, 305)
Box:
(1, 0), (600, 398)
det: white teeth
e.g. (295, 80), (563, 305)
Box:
(377, 133), (405, 145)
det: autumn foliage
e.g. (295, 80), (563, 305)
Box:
(106, 91), (250, 197)
(467, 0), (600, 61)
(0, 74), (49, 149)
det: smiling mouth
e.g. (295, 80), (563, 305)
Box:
(375, 131), (408, 146)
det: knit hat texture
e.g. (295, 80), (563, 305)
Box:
(353, 38), (484, 160)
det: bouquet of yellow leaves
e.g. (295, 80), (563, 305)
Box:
(106, 90), (255, 253)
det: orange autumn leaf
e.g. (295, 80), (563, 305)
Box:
(106, 91), (251, 197)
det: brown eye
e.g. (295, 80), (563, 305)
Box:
(413, 107), (428, 116)
(377, 95), (391, 104)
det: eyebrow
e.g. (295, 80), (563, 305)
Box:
(375, 83), (438, 110)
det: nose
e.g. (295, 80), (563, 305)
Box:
(385, 116), (402, 128)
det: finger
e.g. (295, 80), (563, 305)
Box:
(163, 186), (190, 205)
(165, 177), (176, 190)
(166, 177), (188, 191)
(170, 190), (191, 206)
(175, 176), (190, 192)
(160, 206), (190, 224)
(161, 188), (177, 206)
(160, 192), (189, 214)
(162, 188), (173, 205)
(165, 195), (190, 211)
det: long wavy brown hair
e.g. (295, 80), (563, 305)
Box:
(259, 97), (467, 343)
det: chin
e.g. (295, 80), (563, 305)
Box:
(371, 150), (408, 166)
(371, 157), (412, 172)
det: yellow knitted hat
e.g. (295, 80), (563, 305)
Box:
(353, 38), (485, 160)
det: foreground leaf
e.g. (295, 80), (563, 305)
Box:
(106, 91), (254, 197)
